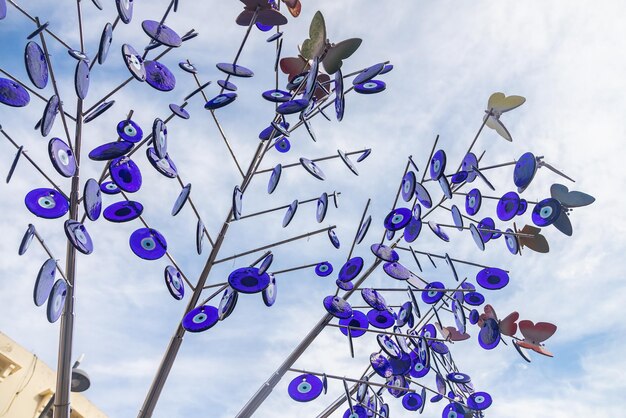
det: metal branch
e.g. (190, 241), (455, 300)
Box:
(254, 149), (369, 175)
(237, 191), (339, 221)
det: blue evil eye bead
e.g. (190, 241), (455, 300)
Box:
(84, 100), (115, 123)
(377, 334), (402, 359)
(469, 309), (480, 325)
(121, 44), (145, 81)
(354, 79), (386, 94)
(178, 61), (197, 74)
(451, 204), (463, 230)
(361, 288), (388, 311)
(464, 291), (485, 306)
(401, 171), (416, 202)
(144, 60), (176, 92)
(517, 198), (528, 215)
(274, 137), (291, 153)
(468, 391), (492, 410)
(204, 93), (237, 110)
(25, 188), (69, 219)
(447, 372), (471, 384)
(476, 267), (509, 290)
(217, 79), (238, 91)
(88, 141), (134, 161)
(409, 350), (430, 379)
(218, 286), (239, 320)
(353, 62), (386, 85)
(48, 138), (76, 177)
(430, 149), (447, 180)
(403, 216), (422, 243)
(465, 188), (482, 215)
(258, 253), (273, 276)
(339, 310), (369, 337)
(532, 198), (561, 227)
(103, 200), (143, 223)
(435, 372), (447, 395)
(431, 340), (449, 355)
(380, 63), (394, 75)
(169, 103), (189, 119)
(428, 221), (450, 242)
(117, 119), (143, 143)
(356, 377), (369, 403)
(328, 228), (340, 249)
(299, 157), (326, 180)
(0, 0), (5, 19)
(288, 374), (323, 402)
(0, 78), (30, 107)
(497, 191), (520, 221)
(450, 170), (468, 184)
(303, 57), (319, 102)
(216, 63), (254, 78)
(402, 393), (423, 411)
(343, 405), (367, 418)
(396, 302), (413, 327)
(41, 95), (59, 136)
(441, 402), (467, 418)
(228, 267), (271, 294)
(356, 148), (371, 163)
(24, 41), (48, 89)
(46, 279), (67, 323)
(164, 265), (184, 300)
(116, 0), (134, 24)
(129, 228), (167, 260)
(74, 59), (90, 99)
(469, 223), (485, 251)
(277, 99), (309, 115)
(323, 295), (353, 319)
(491, 229), (503, 239)
(477, 217), (496, 242)
(315, 261), (333, 277)
(262, 274), (277, 307)
(313, 193), (328, 223)
(110, 156), (142, 193)
(34, 258), (56, 307)
(412, 203), (422, 219)
(286, 71), (307, 91)
(141, 20), (182, 48)
(64, 220), (93, 254)
(422, 282), (445, 304)
(171, 183), (191, 216)
(414, 182), (432, 208)
(478, 318), (501, 349)
(336, 279), (353, 291)
(262, 89), (291, 103)
(383, 262), (414, 280)
(367, 309), (395, 329)
(339, 257), (364, 282)
(100, 181), (120, 195)
(152, 118), (168, 159)
(387, 374), (409, 397)
(514, 152), (537, 192)
(370, 353), (393, 378)
(232, 186), (243, 220)
(146, 147), (178, 178)
(283, 200), (298, 227)
(182, 305), (219, 332)
(504, 228), (519, 255)
(370, 244), (399, 262)
(335, 68), (345, 121)
(384, 207), (412, 231)
(355, 215), (372, 245)
(461, 152), (479, 182)
(98, 23), (113, 65)
(439, 175), (452, 199)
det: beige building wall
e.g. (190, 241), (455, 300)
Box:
(0, 332), (107, 418)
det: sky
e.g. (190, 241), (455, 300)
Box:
(0, 1), (625, 417)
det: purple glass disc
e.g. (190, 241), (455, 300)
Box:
(421, 282), (445, 304)
(103, 200), (143, 222)
(370, 353), (393, 377)
(228, 267), (270, 294)
(497, 191), (520, 221)
(262, 274), (277, 307)
(388, 352), (412, 376)
(316, 192), (328, 222)
(0, 78), (30, 107)
(356, 148), (371, 162)
(204, 93), (237, 110)
(299, 157), (326, 180)
(532, 198), (561, 227)
(274, 137), (290, 153)
(46, 279), (67, 323)
(338, 310), (368, 337)
(396, 302), (413, 327)
(262, 89), (291, 103)
(268, 164), (281, 194)
(141, 20), (182, 47)
(182, 305), (218, 332)
(169, 103), (189, 119)
(218, 79), (237, 91)
(164, 265), (184, 300)
(117, 119), (143, 143)
(152, 118), (168, 159)
(83, 178), (102, 221)
(354, 79), (386, 94)
(335, 68), (345, 120)
(338, 257), (364, 282)
(403, 217), (422, 243)
(328, 229), (340, 249)
(353, 62), (385, 85)
(110, 156), (142, 193)
(402, 393), (423, 411)
(478, 318), (501, 349)
(477, 217), (496, 242)
(144, 60), (176, 92)
(450, 170), (468, 184)
(84, 100), (115, 123)
(464, 291), (485, 306)
(414, 182), (432, 208)
(100, 180), (120, 195)
(466, 188), (482, 215)
(88, 141), (134, 161)
(336, 279), (353, 291)
(323, 295), (353, 319)
(48, 138), (76, 177)
(517, 199), (528, 215)
(98, 23), (113, 65)
(74, 59), (90, 99)
(25, 188), (68, 219)
(64, 220), (93, 254)
(258, 253), (273, 275)
(288, 374), (323, 402)
(171, 183), (191, 216)
(367, 309), (394, 329)
(216, 63), (254, 78)
(383, 262), (414, 280)
(430, 149), (446, 180)
(34, 258), (56, 307)
(476, 267), (509, 290)
(468, 391), (493, 410)
(428, 221), (449, 242)
(146, 147), (177, 178)
(232, 186), (243, 220)
(115, 0), (133, 24)
(362, 288), (388, 310)
(121, 44), (145, 81)
(384, 207), (412, 231)
(24, 41), (48, 89)
(377, 334), (402, 359)
(355, 215), (371, 245)
(409, 351), (430, 379)
(41, 95), (59, 136)
(315, 262), (333, 277)
(218, 286), (239, 320)
(277, 99), (309, 115)
(129, 228), (167, 260)
(343, 406), (367, 418)
(447, 372), (471, 383)
(504, 228), (519, 255)
(514, 152), (537, 192)
(401, 171), (416, 202)
(370, 244), (399, 262)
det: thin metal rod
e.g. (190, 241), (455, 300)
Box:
(174, 176), (215, 247)
(420, 134), (439, 183)
(254, 149), (369, 175)
(237, 192), (339, 220)
(219, 7), (259, 94)
(270, 262), (319, 276)
(347, 198), (370, 260)
(7, 0), (74, 50)
(33, 231), (69, 283)
(198, 284), (229, 307)
(435, 222), (535, 237)
(453, 109), (491, 173)
(201, 282), (228, 290)
(395, 246), (506, 271)
(213, 226), (336, 265)
(249, 251), (272, 267)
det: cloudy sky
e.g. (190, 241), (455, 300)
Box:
(0, 1), (624, 417)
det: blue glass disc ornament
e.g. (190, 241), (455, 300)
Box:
(315, 261), (333, 277)
(24, 41), (48, 89)
(144, 60), (176, 92)
(232, 186), (243, 220)
(282, 200), (298, 227)
(288, 374), (323, 402)
(103, 201), (143, 223)
(218, 286), (239, 320)
(262, 274), (277, 307)
(497, 191), (520, 221)
(171, 183), (191, 216)
(196, 220), (204, 255)
(277, 99), (309, 115)
(450, 170), (468, 184)
(361, 288), (387, 310)
(478, 318), (501, 349)
(384, 207), (412, 231)
(414, 182), (432, 208)
(464, 291), (485, 306)
(25, 188), (69, 219)
(152, 118), (168, 159)
(129, 228), (167, 260)
(216, 62), (254, 78)
(343, 406), (367, 418)
(338, 257), (364, 282)
(117, 119), (143, 142)
(442, 402), (467, 418)
(88, 141), (134, 161)
(338, 150), (359, 176)
(115, 0), (133, 24)
(422, 282), (445, 304)
(274, 137), (290, 153)
(258, 253), (273, 276)
(401, 171), (416, 202)
(428, 221), (449, 242)
(41, 95), (59, 136)
(356, 148), (371, 162)
(367, 309), (394, 329)
(430, 149), (446, 180)
(74, 59), (90, 99)
(514, 152), (537, 192)
(355, 215), (372, 244)
(164, 265), (184, 300)
(447, 372), (471, 383)
(354, 79), (386, 94)
(504, 228), (519, 255)
(323, 295), (352, 319)
(476, 267), (509, 290)
(403, 216), (422, 243)
(64, 220), (93, 254)
(316, 192), (328, 222)
(169, 103), (189, 119)
(402, 393), (423, 411)
(146, 147), (178, 178)
(228, 267), (271, 294)
(532, 198), (561, 226)
(48, 138), (76, 177)
(0, 77), (30, 107)
(353, 62), (385, 85)
(262, 89), (291, 103)
(470, 223), (485, 251)
(100, 181), (120, 195)
(461, 152), (479, 182)
(377, 334), (402, 359)
(468, 391), (493, 410)
(451, 204), (463, 230)
(335, 68), (344, 121)
(34, 258), (56, 307)
(328, 228), (340, 249)
(141, 20), (182, 47)
(6, 145), (23, 184)
(178, 61), (197, 74)
(121, 44), (145, 81)
(336, 279), (353, 291)
(438, 174), (452, 199)
(370, 353), (393, 378)
(396, 302), (413, 327)
(338, 310), (368, 337)
(477, 217), (496, 242)
(469, 309), (480, 325)
(83, 100), (115, 123)
(383, 262), (413, 280)
(46, 279), (67, 323)
(110, 156), (142, 193)
(182, 305), (219, 332)
(388, 353), (412, 376)
(465, 188), (482, 215)
(370, 244), (399, 262)
(217, 79), (237, 91)
(409, 351), (430, 379)
(98, 22), (113, 65)
(299, 157), (326, 180)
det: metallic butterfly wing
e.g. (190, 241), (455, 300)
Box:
(484, 113), (513, 141)
(279, 56), (309, 79)
(550, 183), (596, 208)
(301, 11), (326, 60)
(498, 311), (519, 337)
(322, 38), (362, 75)
(552, 210), (573, 236)
(487, 92), (526, 114)
(518, 224), (549, 253)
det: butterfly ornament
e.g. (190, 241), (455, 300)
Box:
(484, 92), (526, 141)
